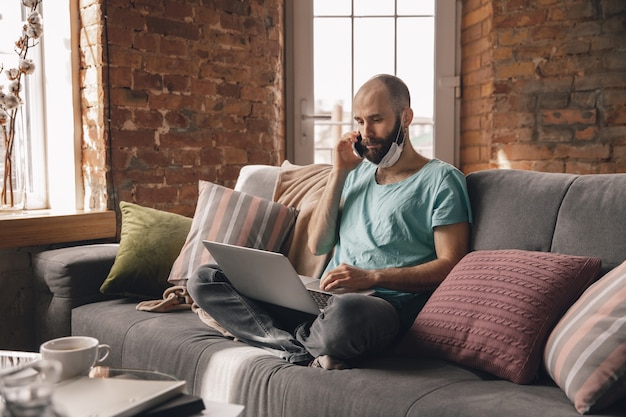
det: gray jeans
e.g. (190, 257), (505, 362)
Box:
(187, 264), (400, 365)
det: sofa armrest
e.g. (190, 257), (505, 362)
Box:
(32, 243), (120, 344)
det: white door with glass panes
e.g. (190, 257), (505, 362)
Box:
(286, 0), (460, 166)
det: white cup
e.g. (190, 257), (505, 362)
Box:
(39, 336), (111, 381)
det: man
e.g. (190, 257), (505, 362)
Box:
(188, 74), (471, 369)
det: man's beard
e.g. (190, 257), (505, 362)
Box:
(364, 117), (403, 165)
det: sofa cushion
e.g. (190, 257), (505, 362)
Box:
(71, 299), (619, 417)
(100, 202), (192, 298)
(551, 174), (626, 275)
(234, 164), (281, 201)
(168, 180), (298, 286)
(466, 170), (576, 252)
(70, 300), (485, 416)
(71, 299), (228, 393)
(398, 249), (602, 384)
(273, 162), (333, 277)
(544, 260), (626, 414)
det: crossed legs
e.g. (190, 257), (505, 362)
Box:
(187, 264), (400, 366)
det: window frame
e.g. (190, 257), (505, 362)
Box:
(0, 0), (116, 249)
(286, 0), (462, 166)
(0, 1), (83, 211)
(42, 0), (84, 211)
(0, 2), (48, 209)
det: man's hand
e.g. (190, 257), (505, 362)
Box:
(320, 263), (376, 291)
(320, 222), (470, 293)
(334, 131), (364, 172)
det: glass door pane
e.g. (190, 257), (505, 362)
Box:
(312, 0), (436, 163)
(353, 17), (395, 89)
(353, 0), (395, 16)
(314, 17), (352, 163)
(314, 0), (351, 16)
(397, 0), (435, 15)
(397, 17), (434, 156)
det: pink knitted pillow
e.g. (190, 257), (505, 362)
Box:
(397, 250), (601, 384)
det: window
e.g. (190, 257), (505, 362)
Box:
(286, 0), (461, 165)
(0, 2), (46, 209)
(0, 1), (81, 211)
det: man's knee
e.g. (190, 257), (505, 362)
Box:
(321, 294), (400, 351)
(328, 294), (398, 328)
(187, 264), (221, 299)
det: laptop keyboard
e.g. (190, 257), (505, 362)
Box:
(308, 290), (332, 310)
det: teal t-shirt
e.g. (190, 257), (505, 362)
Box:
(323, 159), (472, 322)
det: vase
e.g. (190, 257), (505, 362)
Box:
(1, 109), (27, 212)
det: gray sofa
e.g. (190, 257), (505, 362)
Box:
(33, 165), (626, 417)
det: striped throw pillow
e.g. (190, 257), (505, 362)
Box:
(168, 180), (298, 286)
(544, 261), (626, 414)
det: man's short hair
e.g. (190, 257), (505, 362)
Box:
(370, 74), (411, 115)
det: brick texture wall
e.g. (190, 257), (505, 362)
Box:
(80, 0), (284, 217)
(461, 0), (626, 173)
(79, 1), (625, 218)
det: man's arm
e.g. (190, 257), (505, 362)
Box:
(320, 221), (470, 292)
(308, 133), (363, 256)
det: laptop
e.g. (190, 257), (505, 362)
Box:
(202, 240), (374, 315)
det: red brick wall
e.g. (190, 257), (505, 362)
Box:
(460, 0), (626, 174)
(80, 1), (625, 220)
(80, 0), (284, 217)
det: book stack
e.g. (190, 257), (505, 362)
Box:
(52, 377), (205, 417)
(140, 393), (205, 417)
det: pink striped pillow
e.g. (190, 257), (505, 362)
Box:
(168, 180), (297, 286)
(544, 261), (626, 414)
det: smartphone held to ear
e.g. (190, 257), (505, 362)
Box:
(352, 134), (366, 159)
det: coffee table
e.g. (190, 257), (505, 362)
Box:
(89, 367), (244, 417)
(1, 351), (243, 417)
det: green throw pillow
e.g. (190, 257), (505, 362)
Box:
(100, 201), (192, 298)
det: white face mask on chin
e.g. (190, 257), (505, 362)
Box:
(375, 126), (405, 169)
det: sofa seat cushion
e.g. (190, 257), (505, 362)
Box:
(213, 356), (625, 417)
(71, 299), (231, 394)
(71, 299), (626, 417)
(71, 300), (486, 415)
(409, 377), (619, 417)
